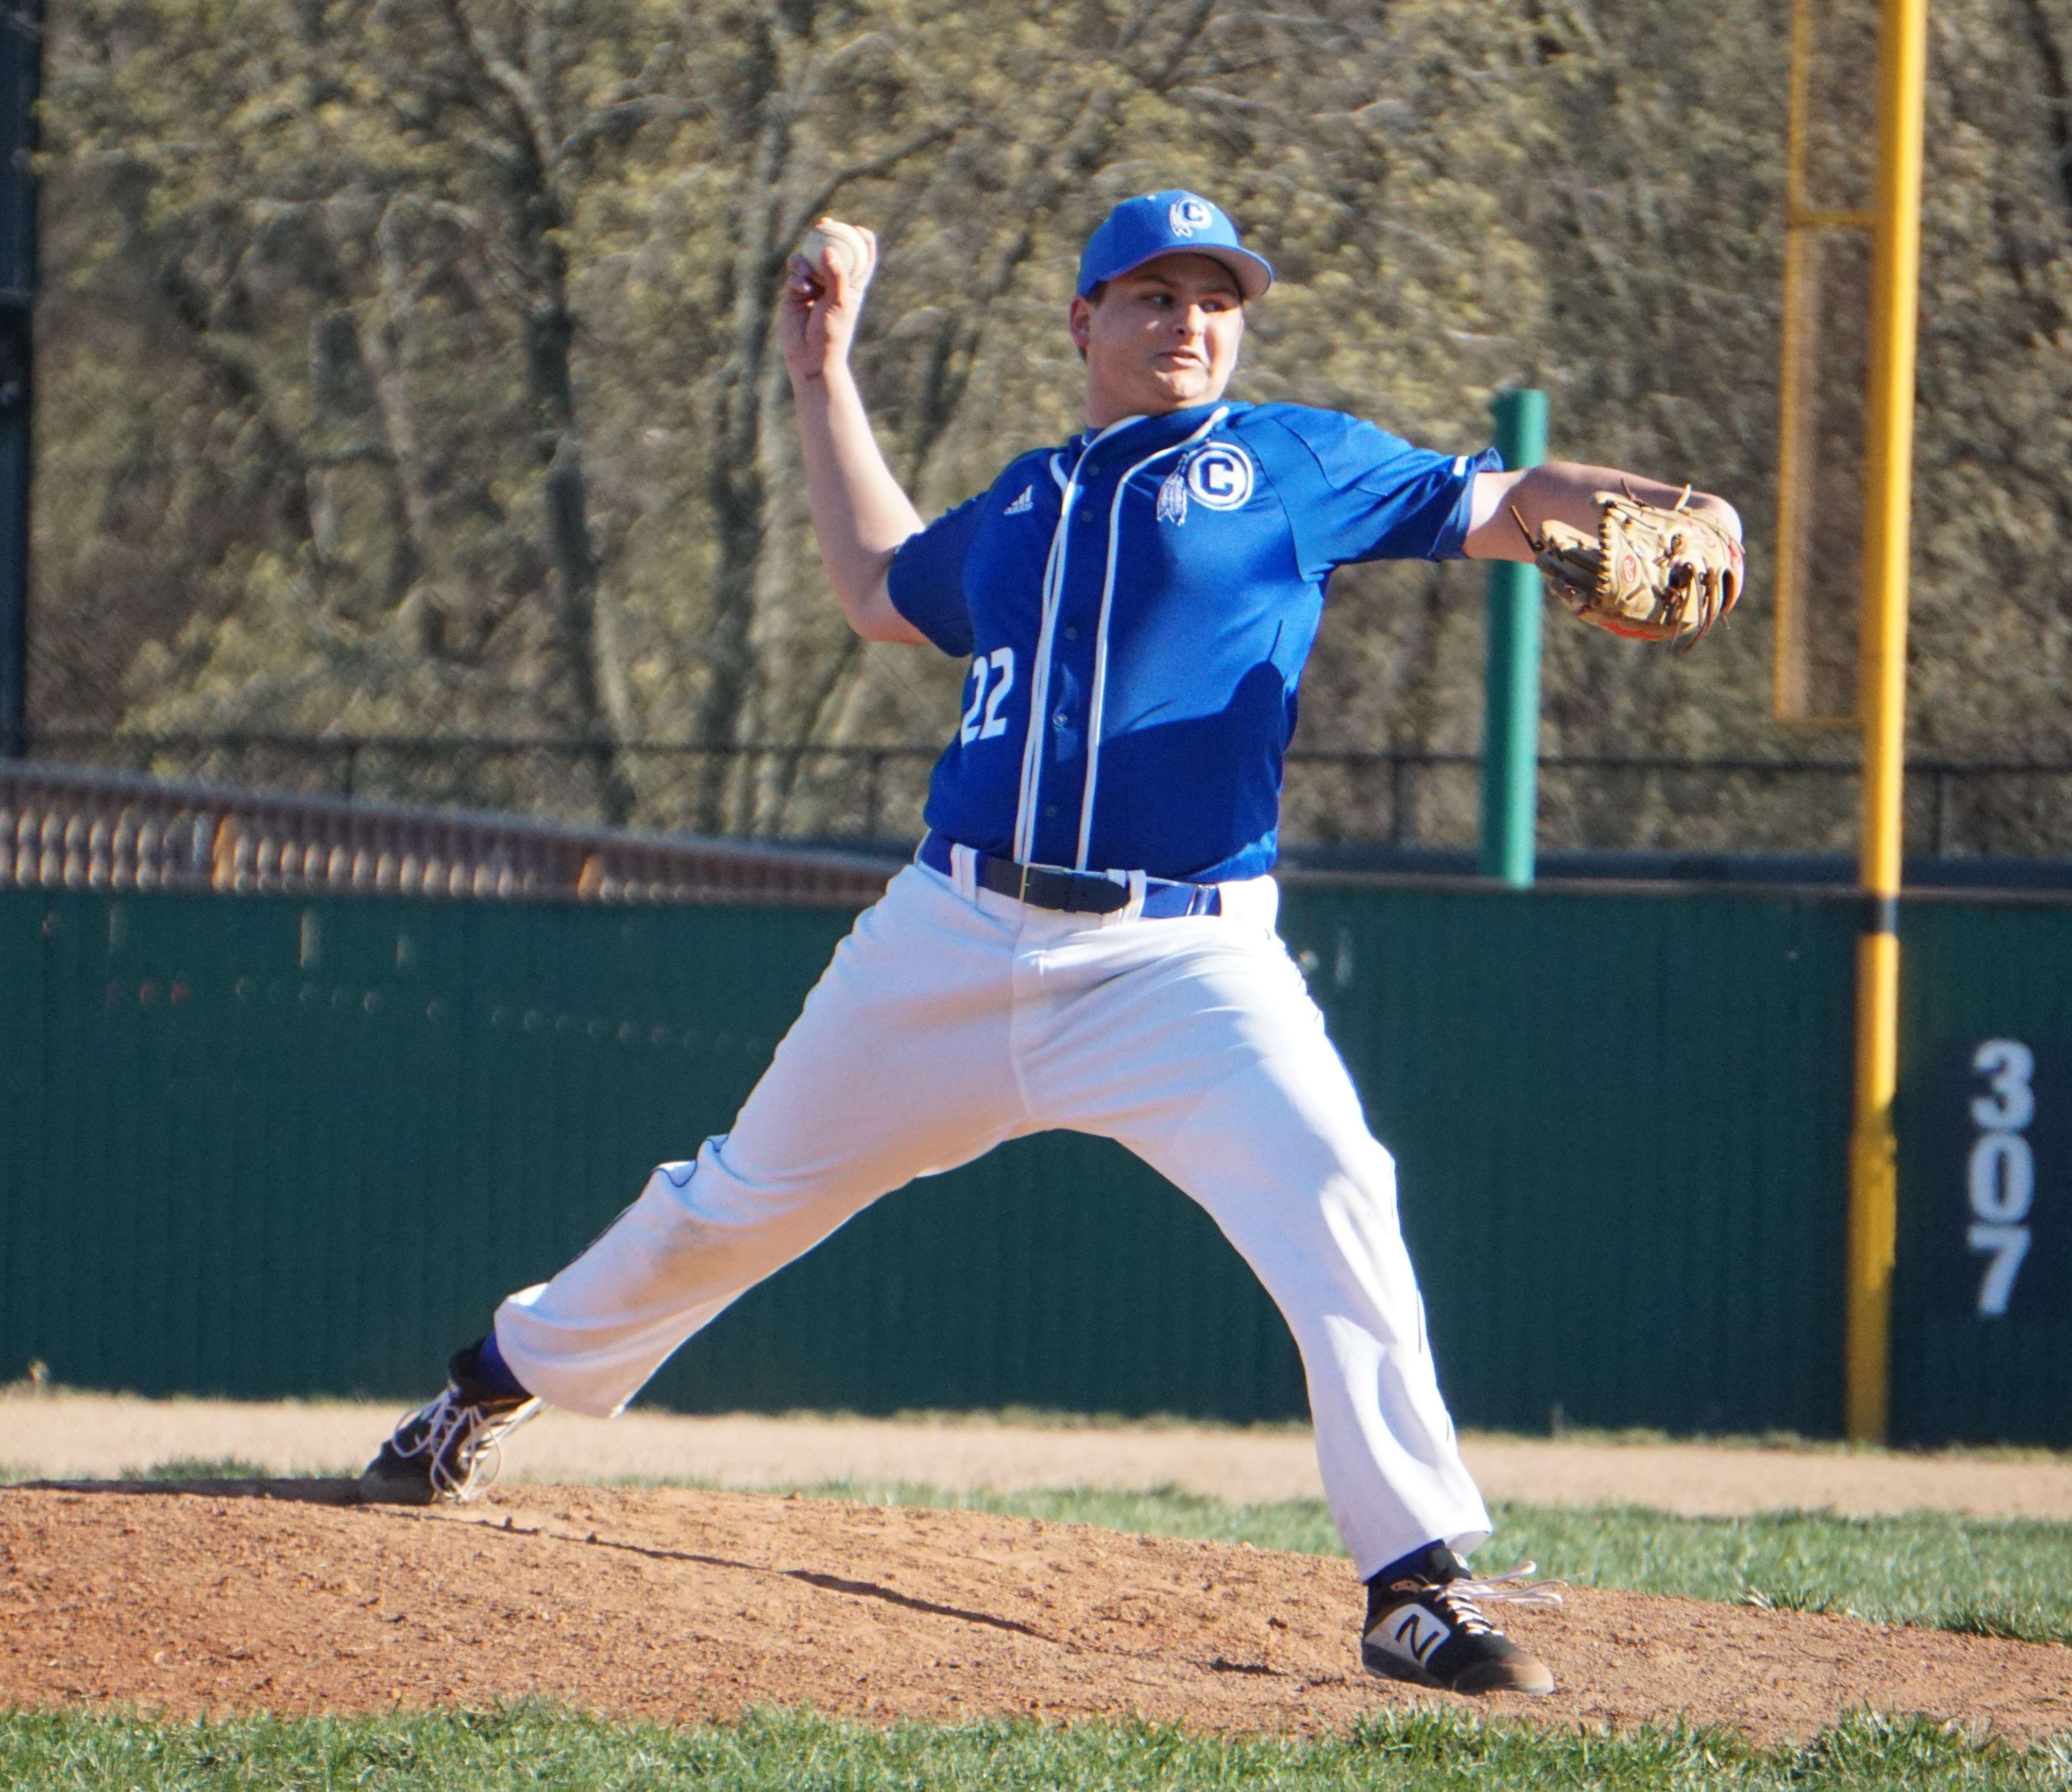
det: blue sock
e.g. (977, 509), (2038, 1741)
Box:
(1369, 1540), (1449, 1587)
(472, 1330), (530, 1401)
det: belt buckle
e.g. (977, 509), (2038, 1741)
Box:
(1017, 859), (1032, 904)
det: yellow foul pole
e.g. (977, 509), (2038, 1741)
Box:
(1847, 0), (1930, 1442)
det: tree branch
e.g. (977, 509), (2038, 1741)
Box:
(779, 119), (965, 249)
(436, 0), (561, 180)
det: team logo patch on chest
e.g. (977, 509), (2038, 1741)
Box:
(1157, 443), (1255, 524)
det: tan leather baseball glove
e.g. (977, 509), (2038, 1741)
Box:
(1522, 487), (1744, 647)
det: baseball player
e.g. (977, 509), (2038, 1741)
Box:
(363, 192), (1742, 1698)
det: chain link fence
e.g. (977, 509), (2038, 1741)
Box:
(24, 733), (2072, 860)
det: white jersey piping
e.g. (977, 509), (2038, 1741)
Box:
(1073, 407), (1227, 871)
(1010, 417), (1141, 863)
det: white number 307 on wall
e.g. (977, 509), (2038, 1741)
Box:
(1967, 1038), (2035, 1317)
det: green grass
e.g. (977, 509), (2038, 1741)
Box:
(124, 1456), (283, 1481)
(763, 1481), (2072, 1647)
(1488, 1499), (2072, 1645)
(0, 1457), (359, 1485)
(2, 1704), (2070, 1791)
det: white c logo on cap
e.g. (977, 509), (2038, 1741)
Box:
(1169, 196), (1215, 239)
(1185, 445), (1253, 510)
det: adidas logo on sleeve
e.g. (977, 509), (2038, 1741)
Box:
(1003, 486), (1033, 515)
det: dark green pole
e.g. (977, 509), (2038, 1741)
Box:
(1478, 388), (1548, 885)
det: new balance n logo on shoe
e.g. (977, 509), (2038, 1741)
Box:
(1370, 1603), (1452, 1671)
(1004, 485), (1034, 515)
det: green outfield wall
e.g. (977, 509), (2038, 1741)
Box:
(1, 880), (2063, 1444)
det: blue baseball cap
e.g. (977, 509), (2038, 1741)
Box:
(1076, 191), (1274, 301)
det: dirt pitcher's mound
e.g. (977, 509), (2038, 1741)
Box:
(3, 1484), (2068, 1743)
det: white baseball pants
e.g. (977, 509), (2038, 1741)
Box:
(493, 859), (1490, 1576)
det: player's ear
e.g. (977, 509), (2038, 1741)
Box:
(1068, 293), (1095, 359)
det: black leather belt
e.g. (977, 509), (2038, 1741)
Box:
(917, 831), (1221, 918)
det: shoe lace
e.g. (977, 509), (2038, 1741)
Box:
(1433, 1562), (1566, 1637)
(385, 1388), (540, 1501)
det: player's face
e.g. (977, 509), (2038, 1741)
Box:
(1071, 255), (1246, 426)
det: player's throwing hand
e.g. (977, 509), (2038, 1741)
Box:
(780, 217), (876, 385)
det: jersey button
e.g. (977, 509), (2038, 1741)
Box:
(1051, 712), (1068, 729)
(1044, 803), (1059, 817)
(1063, 625), (1079, 640)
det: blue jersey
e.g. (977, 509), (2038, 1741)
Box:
(888, 401), (1499, 883)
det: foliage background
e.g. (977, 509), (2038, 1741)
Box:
(32, 0), (2072, 850)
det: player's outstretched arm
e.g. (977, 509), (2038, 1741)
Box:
(779, 219), (929, 645)
(1462, 462), (1741, 563)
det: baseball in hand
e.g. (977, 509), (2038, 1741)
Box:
(799, 219), (869, 284)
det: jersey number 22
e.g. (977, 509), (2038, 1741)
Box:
(960, 648), (1016, 745)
